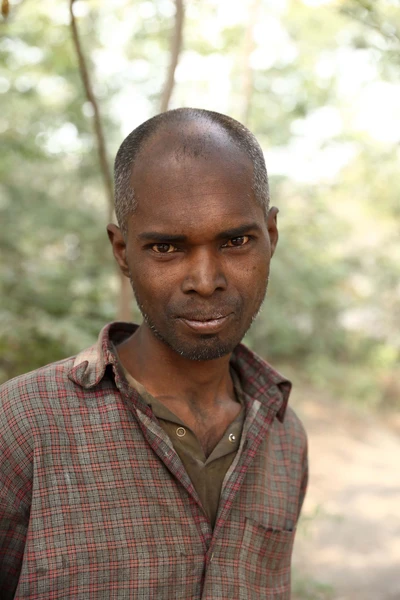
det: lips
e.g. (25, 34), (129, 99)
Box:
(178, 314), (226, 322)
(177, 313), (232, 334)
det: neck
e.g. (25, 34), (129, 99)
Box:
(116, 323), (235, 408)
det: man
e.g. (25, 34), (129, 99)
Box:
(0, 108), (307, 599)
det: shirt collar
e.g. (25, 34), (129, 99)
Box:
(68, 322), (291, 422)
(68, 322), (133, 389)
(229, 344), (291, 422)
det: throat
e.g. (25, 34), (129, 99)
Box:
(160, 396), (242, 458)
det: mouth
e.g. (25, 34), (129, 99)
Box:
(177, 313), (232, 334)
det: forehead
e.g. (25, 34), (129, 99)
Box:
(127, 123), (264, 235)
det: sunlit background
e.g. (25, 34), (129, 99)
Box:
(1, 0), (399, 598)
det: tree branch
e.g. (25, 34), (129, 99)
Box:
(1, 0), (9, 18)
(69, 0), (114, 221)
(240, 0), (261, 126)
(69, 0), (132, 322)
(160, 0), (184, 112)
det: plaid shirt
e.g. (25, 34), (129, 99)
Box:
(0, 322), (308, 599)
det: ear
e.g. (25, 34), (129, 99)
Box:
(106, 223), (130, 278)
(266, 206), (279, 257)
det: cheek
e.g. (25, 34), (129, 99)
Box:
(234, 254), (270, 286)
(128, 257), (177, 302)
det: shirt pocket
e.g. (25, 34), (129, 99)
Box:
(239, 518), (295, 598)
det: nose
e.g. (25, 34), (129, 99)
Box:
(181, 248), (227, 297)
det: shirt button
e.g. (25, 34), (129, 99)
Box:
(176, 426), (186, 438)
(228, 433), (236, 443)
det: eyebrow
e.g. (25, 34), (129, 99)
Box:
(215, 223), (262, 240)
(138, 232), (188, 243)
(138, 222), (262, 243)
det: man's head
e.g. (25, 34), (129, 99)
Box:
(108, 108), (278, 361)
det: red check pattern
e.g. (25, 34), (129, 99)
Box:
(0, 322), (308, 599)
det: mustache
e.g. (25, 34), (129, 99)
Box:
(169, 300), (243, 320)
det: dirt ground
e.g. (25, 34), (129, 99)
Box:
(291, 391), (400, 600)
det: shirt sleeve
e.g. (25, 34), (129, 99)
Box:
(297, 435), (308, 521)
(0, 380), (33, 599)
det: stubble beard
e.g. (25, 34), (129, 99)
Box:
(129, 275), (269, 361)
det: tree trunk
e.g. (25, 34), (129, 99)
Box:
(1, 0), (9, 18)
(160, 0), (185, 112)
(69, 0), (133, 321)
(240, 0), (261, 126)
(69, 0), (114, 222)
(118, 272), (133, 323)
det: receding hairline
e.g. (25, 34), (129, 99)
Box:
(130, 118), (254, 177)
(114, 108), (269, 236)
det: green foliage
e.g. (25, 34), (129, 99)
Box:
(0, 1), (117, 380)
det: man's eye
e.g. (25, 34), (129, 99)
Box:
(224, 236), (250, 247)
(151, 243), (177, 254)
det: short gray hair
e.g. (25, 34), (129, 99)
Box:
(114, 108), (269, 236)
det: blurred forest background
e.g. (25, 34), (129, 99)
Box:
(1, 0), (400, 598)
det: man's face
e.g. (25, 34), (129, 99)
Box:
(109, 129), (278, 361)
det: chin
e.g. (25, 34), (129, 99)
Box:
(176, 346), (233, 361)
(168, 334), (240, 362)
(143, 313), (247, 360)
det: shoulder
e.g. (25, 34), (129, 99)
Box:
(0, 355), (77, 400)
(281, 405), (307, 438)
(279, 405), (308, 453)
(0, 356), (77, 436)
